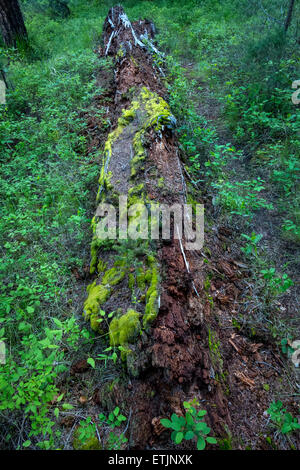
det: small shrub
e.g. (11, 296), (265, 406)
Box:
(161, 399), (217, 450)
(266, 401), (300, 435)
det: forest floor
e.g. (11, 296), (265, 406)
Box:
(0, 0), (299, 451)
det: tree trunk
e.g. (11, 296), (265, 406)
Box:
(0, 0), (27, 47)
(83, 5), (232, 448)
(284, 0), (295, 32)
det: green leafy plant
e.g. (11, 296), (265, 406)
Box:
(97, 345), (127, 367)
(160, 399), (217, 450)
(241, 232), (263, 257)
(280, 337), (294, 355)
(266, 401), (300, 435)
(261, 268), (294, 295)
(98, 407), (128, 450)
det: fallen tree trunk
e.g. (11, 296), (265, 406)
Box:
(83, 5), (231, 448)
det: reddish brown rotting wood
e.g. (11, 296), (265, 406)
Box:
(101, 5), (166, 104)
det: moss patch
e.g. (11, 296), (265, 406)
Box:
(143, 257), (159, 327)
(102, 266), (125, 286)
(109, 309), (141, 359)
(72, 428), (101, 450)
(83, 281), (110, 319)
(84, 87), (166, 342)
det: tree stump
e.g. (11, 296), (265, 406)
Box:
(0, 0), (27, 47)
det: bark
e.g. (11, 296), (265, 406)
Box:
(284, 0), (295, 32)
(0, 0), (27, 47)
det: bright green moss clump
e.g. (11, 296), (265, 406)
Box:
(144, 264), (159, 327)
(83, 281), (110, 319)
(109, 309), (141, 359)
(73, 428), (101, 450)
(131, 130), (146, 177)
(84, 262), (127, 331)
(102, 266), (125, 286)
(140, 86), (174, 131)
(90, 313), (102, 332)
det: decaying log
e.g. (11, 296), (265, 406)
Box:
(83, 5), (231, 448)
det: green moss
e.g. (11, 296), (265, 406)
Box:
(109, 309), (141, 358)
(147, 254), (155, 264)
(91, 216), (96, 234)
(131, 130), (146, 177)
(90, 313), (103, 332)
(84, 263), (127, 330)
(128, 272), (135, 290)
(116, 45), (125, 59)
(208, 328), (224, 374)
(130, 55), (139, 68)
(118, 106), (137, 126)
(128, 183), (145, 206)
(143, 264), (159, 327)
(86, 88), (169, 334)
(140, 86), (174, 131)
(97, 258), (107, 273)
(83, 281), (110, 319)
(102, 266), (125, 286)
(219, 436), (233, 450)
(204, 277), (211, 291)
(144, 292), (158, 326)
(72, 429), (101, 450)
(90, 236), (101, 274)
(187, 193), (199, 212)
(137, 267), (146, 290)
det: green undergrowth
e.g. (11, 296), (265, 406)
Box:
(0, 0), (113, 449)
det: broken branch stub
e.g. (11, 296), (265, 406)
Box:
(103, 5), (155, 57)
